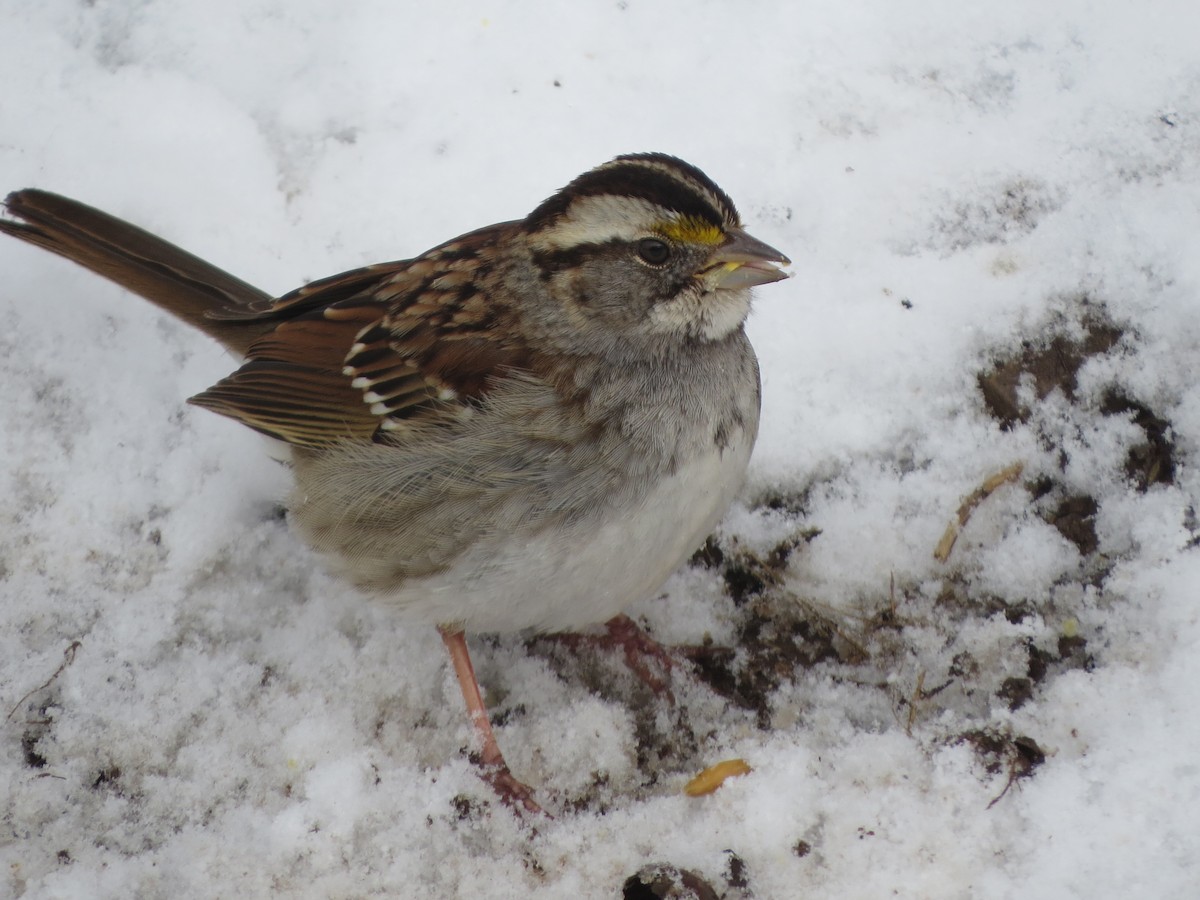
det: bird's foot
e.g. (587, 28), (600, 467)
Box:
(539, 613), (680, 703)
(476, 758), (548, 818)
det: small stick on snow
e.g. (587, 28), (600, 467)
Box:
(933, 463), (1025, 562)
(6, 640), (82, 721)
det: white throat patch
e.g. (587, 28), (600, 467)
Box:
(648, 286), (752, 341)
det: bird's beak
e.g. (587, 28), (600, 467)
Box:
(703, 228), (791, 291)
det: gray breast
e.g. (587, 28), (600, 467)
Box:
(286, 330), (760, 602)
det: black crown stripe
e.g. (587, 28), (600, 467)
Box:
(525, 154), (738, 232)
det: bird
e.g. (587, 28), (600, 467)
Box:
(0, 153), (789, 814)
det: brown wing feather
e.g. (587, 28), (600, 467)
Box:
(189, 223), (534, 446)
(191, 360), (379, 445)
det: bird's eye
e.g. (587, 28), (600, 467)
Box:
(636, 237), (671, 266)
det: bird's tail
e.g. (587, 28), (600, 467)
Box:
(1, 189), (273, 356)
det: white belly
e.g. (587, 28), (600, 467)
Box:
(380, 434), (753, 633)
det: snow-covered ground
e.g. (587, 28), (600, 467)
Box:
(3, 1), (1199, 897)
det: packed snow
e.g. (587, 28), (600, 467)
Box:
(2, 1), (1199, 897)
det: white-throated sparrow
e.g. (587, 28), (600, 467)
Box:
(1, 153), (789, 813)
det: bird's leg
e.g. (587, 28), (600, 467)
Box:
(438, 626), (545, 816)
(537, 614), (678, 702)
(602, 613), (678, 700)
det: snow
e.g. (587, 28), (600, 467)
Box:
(3, 0), (1200, 896)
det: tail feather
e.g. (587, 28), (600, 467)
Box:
(1, 189), (273, 356)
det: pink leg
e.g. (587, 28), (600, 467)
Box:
(538, 614), (679, 702)
(439, 627), (545, 816)
(604, 613), (678, 700)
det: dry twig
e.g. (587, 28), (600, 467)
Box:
(6, 641), (81, 722)
(934, 462), (1025, 562)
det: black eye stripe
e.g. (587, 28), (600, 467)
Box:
(531, 236), (682, 278)
(530, 240), (625, 275)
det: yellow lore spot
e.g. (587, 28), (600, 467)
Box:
(684, 758), (753, 796)
(658, 216), (725, 246)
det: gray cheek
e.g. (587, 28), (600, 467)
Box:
(569, 267), (650, 325)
